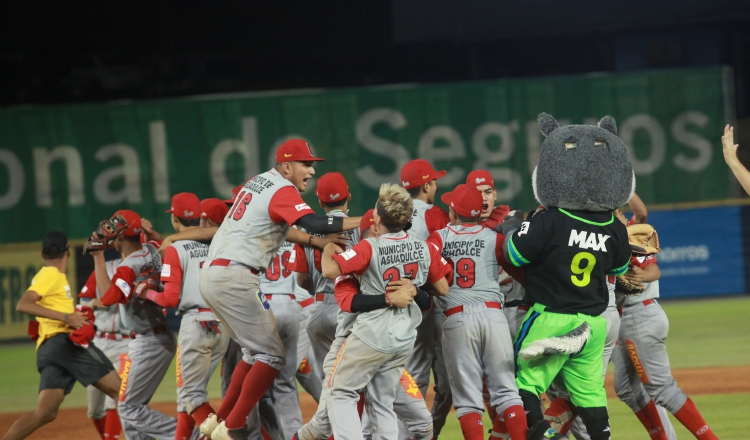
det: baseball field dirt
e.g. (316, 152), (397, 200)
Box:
(2, 365), (747, 440)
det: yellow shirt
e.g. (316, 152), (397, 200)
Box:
(29, 266), (74, 348)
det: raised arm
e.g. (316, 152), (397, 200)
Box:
(722, 125), (750, 196)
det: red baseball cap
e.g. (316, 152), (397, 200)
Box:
(316, 172), (349, 203)
(224, 184), (244, 205)
(165, 192), (201, 219)
(201, 198), (229, 224)
(401, 159), (447, 189)
(275, 139), (325, 163)
(360, 209), (375, 235)
(466, 170), (494, 189)
(113, 209), (142, 237)
(441, 184), (484, 219)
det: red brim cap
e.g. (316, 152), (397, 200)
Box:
(276, 139), (325, 163)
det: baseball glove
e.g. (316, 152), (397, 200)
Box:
(83, 214), (128, 254)
(627, 223), (660, 255)
(615, 275), (646, 297)
(133, 264), (161, 298)
(482, 205), (511, 230)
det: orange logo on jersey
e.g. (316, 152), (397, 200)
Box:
(176, 345), (184, 388)
(400, 370), (423, 399)
(119, 358), (132, 403)
(625, 339), (649, 383)
(298, 357), (313, 374)
(327, 341), (347, 388)
(117, 354), (129, 376)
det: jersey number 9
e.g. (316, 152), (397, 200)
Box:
(570, 252), (596, 287)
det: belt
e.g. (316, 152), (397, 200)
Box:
(129, 324), (168, 340)
(315, 293), (326, 302)
(197, 308), (213, 313)
(98, 332), (132, 341)
(299, 298), (314, 308)
(617, 299), (655, 316)
(209, 258), (260, 275)
(443, 301), (502, 317)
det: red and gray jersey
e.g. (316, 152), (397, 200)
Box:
(109, 242), (167, 333)
(429, 224), (505, 310)
(80, 258), (126, 333)
(408, 199), (450, 240)
(333, 231), (452, 353)
(291, 211), (361, 295)
(162, 240), (210, 314)
(619, 254), (659, 307)
(208, 169), (315, 270)
(260, 240), (299, 295)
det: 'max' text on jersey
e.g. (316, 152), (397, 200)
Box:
(568, 230), (610, 252)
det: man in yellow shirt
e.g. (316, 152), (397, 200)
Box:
(2, 232), (122, 440)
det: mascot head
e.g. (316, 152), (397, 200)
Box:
(532, 113), (635, 211)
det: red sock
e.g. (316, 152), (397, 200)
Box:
(190, 402), (215, 426)
(225, 361), (279, 429)
(104, 409), (122, 440)
(93, 416), (106, 439)
(357, 393), (366, 419)
(633, 400), (668, 440)
(260, 426), (272, 440)
(673, 398), (719, 440)
(458, 412), (484, 440)
(176, 412), (195, 440)
(502, 405), (527, 440)
(544, 398), (577, 435)
(217, 359), (252, 420)
(491, 413), (509, 439)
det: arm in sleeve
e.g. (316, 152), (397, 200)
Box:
(426, 242), (453, 285)
(334, 275), (390, 313)
(504, 212), (548, 268)
(78, 270), (98, 299)
(414, 288), (432, 311)
(290, 243), (309, 273)
(609, 227), (634, 276)
(145, 246), (182, 308)
(425, 207), (450, 234)
(494, 233), (526, 285)
(331, 240), (373, 277)
(101, 266), (136, 306)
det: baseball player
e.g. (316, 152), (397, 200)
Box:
(503, 205), (631, 440)
(132, 193), (230, 440)
(198, 139), (360, 440)
(95, 210), (179, 440)
(295, 209), (428, 440)
(4, 232), (121, 440)
(427, 184), (527, 440)
(201, 198), (230, 228)
(321, 183), (452, 440)
(291, 172), (360, 383)
(400, 159), (453, 436)
(611, 214), (719, 440)
(79, 256), (126, 440)
(258, 238), (314, 440)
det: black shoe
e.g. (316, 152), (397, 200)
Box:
(527, 420), (565, 440)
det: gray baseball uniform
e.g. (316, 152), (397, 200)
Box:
(162, 240), (230, 416)
(80, 258), (129, 421)
(201, 169), (316, 373)
(292, 211), (360, 382)
(296, 298), (323, 401)
(102, 242), (178, 440)
(259, 240), (306, 440)
(430, 225), (523, 420)
(327, 231), (450, 440)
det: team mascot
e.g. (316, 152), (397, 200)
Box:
(498, 113), (634, 440)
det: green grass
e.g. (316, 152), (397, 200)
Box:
(2, 296), (749, 437)
(437, 393), (746, 440)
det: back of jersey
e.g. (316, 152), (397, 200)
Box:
(351, 232), (431, 354)
(119, 242), (168, 332)
(433, 225), (503, 310)
(304, 212), (361, 295)
(260, 240), (299, 295)
(93, 258), (126, 333)
(171, 240), (210, 314)
(209, 170), (294, 270)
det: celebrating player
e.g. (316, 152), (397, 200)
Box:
(4, 232), (121, 440)
(199, 139), (360, 440)
(428, 184), (527, 440)
(321, 183), (452, 440)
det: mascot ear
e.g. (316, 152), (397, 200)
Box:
(598, 116), (617, 135)
(538, 113), (559, 136)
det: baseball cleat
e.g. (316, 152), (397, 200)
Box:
(199, 413), (219, 439)
(212, 421), (251, 440)
(527, 420), (565, 440)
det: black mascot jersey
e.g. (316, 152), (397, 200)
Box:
(507, 208), (630, 316)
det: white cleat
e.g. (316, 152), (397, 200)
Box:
(211, 421), (250, 440)
(199, 413), (219, 439)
